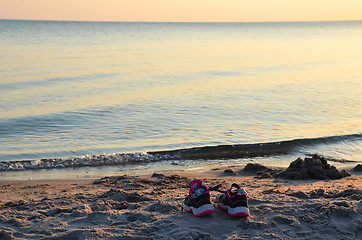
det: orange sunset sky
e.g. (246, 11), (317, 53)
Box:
(0, 0), (361, 22)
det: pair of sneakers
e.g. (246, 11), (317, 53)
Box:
(183, 179), (249, 217)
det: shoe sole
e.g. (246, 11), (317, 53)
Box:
(183, 204), (215, 216)
(218, 201), (249, 217)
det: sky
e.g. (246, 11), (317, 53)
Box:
(0, 0), (361, 22)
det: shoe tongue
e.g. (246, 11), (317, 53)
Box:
(237, 188), (247, 195)
(230, 184), (247, 195)
(192, 188), (206, 198)
(191, 179), (202, 192)
(230, 183), (240, 193)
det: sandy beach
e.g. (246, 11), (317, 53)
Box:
(1, 11), (362, 240)
(0, 162), (361, 240)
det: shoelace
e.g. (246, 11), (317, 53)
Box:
(208, 184), (226, 193)
(209, 183), (243, 193)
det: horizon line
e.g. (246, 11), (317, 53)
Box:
(1, 18), (362, 24)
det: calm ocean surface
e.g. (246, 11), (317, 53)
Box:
(0, 20), (361, 177)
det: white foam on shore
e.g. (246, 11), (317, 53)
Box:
(0, 152), (178, 172)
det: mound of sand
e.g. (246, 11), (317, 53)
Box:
(353, 164), (362, 172)
(243, 163), (271, 173)
(254, 154), (351, 180)
(279, 154), (351, 180)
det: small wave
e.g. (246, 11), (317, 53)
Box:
(0, 152), (178, 172)
(148, 133), (362, 160)
(0, 133), (360, 171)
(0, 72), (120, 91)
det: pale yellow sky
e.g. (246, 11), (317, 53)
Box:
(0, 0), (361, 22)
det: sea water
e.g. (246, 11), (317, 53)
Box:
(0, 20), (361, 179)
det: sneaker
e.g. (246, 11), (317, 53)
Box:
(183, 179), (215, 216)
(217, 183), (249, 217)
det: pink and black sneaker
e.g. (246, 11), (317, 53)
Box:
(183, 179), (215, 216)
(217, 183), (249, 217)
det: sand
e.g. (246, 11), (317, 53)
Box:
(0, 168), (361, 240)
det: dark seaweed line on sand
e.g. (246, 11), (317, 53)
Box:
(148, 133), (362, 160)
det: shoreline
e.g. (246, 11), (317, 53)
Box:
(0, 156), (360, 182)
(1, 133), (361, 173)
